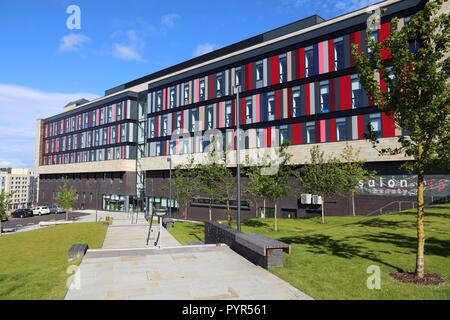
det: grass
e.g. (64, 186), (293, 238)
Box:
(169, 204), (450, 300)
(170, 221), (205, 244)
(0, 222), (107, 300)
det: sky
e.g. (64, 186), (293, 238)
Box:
(0, 0), (380, 169)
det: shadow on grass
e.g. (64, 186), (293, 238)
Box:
(278, 234), (404, 272)
(354, 218), (415, 229)
(358, 232), (450, 257)
(242, 220), (270, 228)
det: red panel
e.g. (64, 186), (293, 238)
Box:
(269, 56), (279, 85)
(329, 79), (336, 112)
(245, 63), (253, 91)
(315, 120), (321, 143)
(380, 22), (392, 60)
(292, 123), (302, 145)
(340, 75), (352, 110)
(240, 98), (246, 125)
(350, 31), (361, 66)
(163, 141), (167, 156)
(297, 48), (305, 79)
(382, 112), (396, 137)
(209, 75), (215, 99)
(275, 91), (281, 120)
(181, 112), (184, 130)
(328, 39), (335, 72)
(265, 127), (271, 148)
(358, 115), (365, 139)
(287, 87), (293, 118)
(305, 84), (311, 116)
(329, 119), (336, 142)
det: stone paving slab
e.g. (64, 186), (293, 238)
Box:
(65, 245), (312, 300)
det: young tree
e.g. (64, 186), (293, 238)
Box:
(172, 157), (198, 220)
(338, 144), (373, 216)
(257, 144), (293, 232)
(0, 191), (13, 235)
(298, 146), (343, 224)
(352, 0), (450, 279)
(244, 161), (265, 218)
(55, 178), (78, 221)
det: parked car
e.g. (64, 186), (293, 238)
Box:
(33, 206), (50, 216)
(48, 204), (66, 214)
(11, 208), (33, 219)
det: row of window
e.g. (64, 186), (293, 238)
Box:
(43, 146), (136, 166)
(44, 123), (133, 155)
(44, 101), (129, 138)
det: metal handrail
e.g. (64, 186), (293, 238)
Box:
(366, 200), (417, 216)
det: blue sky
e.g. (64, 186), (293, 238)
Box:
(0, 0), (379, 168)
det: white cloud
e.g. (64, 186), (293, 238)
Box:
(59, 33), (91, 52)
(194, 43), (221, 57)
(0, 84), (98, 169)
(161, 14), (180, 28)
(334, 0), (379, 12)
(111, 30), (146, 62)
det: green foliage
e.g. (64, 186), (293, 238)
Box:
(352, 0), (450, 171)
(54, 178), (78, 211)
(0, 191), (13, 222)
(172, 157), (199, 219)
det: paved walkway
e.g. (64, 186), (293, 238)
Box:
(65, 213), (312, 300)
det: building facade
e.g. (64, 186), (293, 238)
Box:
(35, 0), (449, 220)
(0, 168), (38, 210)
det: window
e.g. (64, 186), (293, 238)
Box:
(107, 148), (112, 160)
(184, 83), (190, 103)
(200, 79), (205, 101)
(176, 112), (182, 130)
(245, 98), (253, 123)
(115, 147), (121, 160)
(267, 93), (275, 121)
(100, 110), (105, 125)
(369, 113), (382, 137)
(225, 102), (232, 127)
(256, 61), (264, 82)
(292, 88), (301, 117)
(107, 107), (113, 123)
(351, 75), (363, 108)
(256, 129), (264, 148)
(207, 106), (214, 130)
(156, 91), (162, 111)
(72, 117), (76, 131)
(216, 73), (223, 97)
(73, 134), (78, 149)
(279, 55), (287, 83)
(190, 109), (198, 132)
(336, 118), (347, 141)
(368, 31), (379, 53)
(102, 129), (107, 145)
(156, 142), (162, 156)
(150, 119), (156, 138)
(168, 87), (175, 108)
(334, 37), (345, 70)
(279, 125), (289, 145)
(121, 125), (126, 140)
(65, 119), (70, 132)
(111, 127), (116, 144)
(162, 116), (168, 136)
(84, 113), (89, 128)
(235, 67), (243, 88)
(306, 122), (316, 144)
(169, 140), (175, 155)
(117, 103), (122, 121)
(320, 81), (329, 113)
(81, 132), (86, 148)
(95, 130), (99, 146)
(305, 46), (315, 77)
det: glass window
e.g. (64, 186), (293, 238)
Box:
(176, 112), (182, 130)
(245, 98), (253, 123)
(191, 109), (198, 132)
(306, 122), (316, 144)
(256, 61), (264, 82)
(184, 83), (190, 103)
(225, 102), (232, 127)
(336, 118), (347, 141)
(279, 55), (287, 83)
(207, 106), (214, 130)
(117, 103), (122, 121)
(305, 46), (315, 77)
(216, 73), (223, 97)
(368, 31), (379, 53)
(267, 93), (275, 121)
(352, 75), (363, 108)
(162, 116), (168, 136)
(111, 127), (116, 143)
(169, 88), (175, 108)
(200, 79), (205, 101)
(100, 110), (105, 125)
(280, 125), (289, 145)
(156, 91), (162, 111)
(320, 82), (329, 113)
(121, 125), (126, 140)
(256, 129), (264, 148)
(150, 119), (156, 138)
(369, 113), (382, 137)
(292, 88), (301, 117)
(334, 37), (345, 70)
(235, 67), (243, 88)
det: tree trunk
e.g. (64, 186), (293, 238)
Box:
(321, 197), (325, 224)
(415, 144), (425, 279)
(352, 191), (356, 217)
(274, 202), (278, 232)
(209, 202), (212, 221)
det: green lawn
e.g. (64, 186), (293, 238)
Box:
(0, 222), (107, 300)
(169, 204), (450, 300)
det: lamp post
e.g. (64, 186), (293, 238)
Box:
(235, 85), (241, 233)
(167, 156), (172, 218)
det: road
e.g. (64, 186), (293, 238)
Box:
(1, 212), (90, 229)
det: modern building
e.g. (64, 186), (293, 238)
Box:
(0, 168), (38, 210)
(35, 0), (449, 220)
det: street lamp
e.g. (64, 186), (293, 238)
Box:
(167, 156), (172, 218)
(235, 85), (242, 233)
